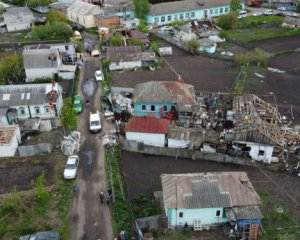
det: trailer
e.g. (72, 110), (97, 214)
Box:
(158, 47), (173, 56)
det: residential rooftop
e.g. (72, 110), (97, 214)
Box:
(125, 116), (169, 134)
(0, 125), (19, 145)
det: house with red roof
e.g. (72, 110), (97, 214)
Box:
(125, 116), (169, 147)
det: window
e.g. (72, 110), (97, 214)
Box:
(44, 106), (50, 113)
(174, 14), (178, 20)
(215, 9), (218, 15)
(142, 105), (146, 111)
(168, 15), (172, 21)
(163, 105), (168, 111)
(220, 8), (223, 14)
(34, 107), (40, 115)
(180, 14), (184, 20)
(161, 16), (165, 22)
(151, 105), (155, 111)
(19, 107), (25, 115)
(204, 10), (208, 17)
(186, 13), (190, 18)
(179, 212), (183, 218)
(225, 7), (229, 13)
(259, 150), (265, 156)
(65, 45), (69, 50)
(191, 12), (195, 18)
(155, 17), (159, 23)
(216, 210), (221, 217)
(209, 9), (213, 15)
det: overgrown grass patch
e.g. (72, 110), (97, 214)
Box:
(132, 195), (159, 219)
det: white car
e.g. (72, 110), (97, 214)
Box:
(252, 12), (263, 17)
(90, 111), (101, 132)
(95, 70), (104, 82)
(63, 155), (79, 179)
(160, 26), (173, 32)
(277, 7), (287, 11)
(264, 10), (274, 15)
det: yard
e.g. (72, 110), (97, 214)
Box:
(112, 41), (237, 92)
(0, 153), (73, 240)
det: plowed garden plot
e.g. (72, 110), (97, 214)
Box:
(251, 34), (300, 52)
(268, 52), (300, 74)
(121, 151), (300, 221)
(112, 43), (236, 92)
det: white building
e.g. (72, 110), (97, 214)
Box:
(0, 125), (21, 157)
(3, 7), (34, 32)
(0, 83), (63, 119)
(67, 1), (102, 28)
(125, 116), (169, 147)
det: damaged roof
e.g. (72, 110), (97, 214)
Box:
(133, 81), (196, 106)
(161, 172), (261, 209)
(67, 0), (101, 15)
(107, 45), (142, 62)
(125, 116), (169, 134)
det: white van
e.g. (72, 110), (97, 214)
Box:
(158, 47), (173, 56)
(238, 10), (247, 19)
(89, 111), (101, 132)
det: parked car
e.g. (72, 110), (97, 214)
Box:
(74, 30), (82, 40)
(276, 12), (285, 16)
(20, 231), (60, 240)
(286, 12), (298, 17)
(91, 49), (100, 57)
(264, 10), (274, 15)
(252, 12), (263, 16)
(73, 95), (83, 114)
(95, 70), (104, 82)
(71, 23), (85, 32)
(90, 111), (101, 132)
(238, 10), (247, 18)
(277, 7), (287, 11)
(160, 26), (173, 32)
(63, 155), (79, 179)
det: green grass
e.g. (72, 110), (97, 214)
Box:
(85, 27), (98, 35)
(132, 195), (159, 219)
(237, 15), (283, 28)
(227, 27), (300, 42)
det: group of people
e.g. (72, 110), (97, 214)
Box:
(99, 188), (113, 205)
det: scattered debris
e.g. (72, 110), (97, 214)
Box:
(255, 73), (265, 78)
(221, 51), (234, 56)
(113, 93), (134, 114)
(61, 131), (81, 155)
(268, 67), (286, 74)
(102, 134), (118, 147)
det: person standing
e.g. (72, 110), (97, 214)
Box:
(99, 192), (104, 204)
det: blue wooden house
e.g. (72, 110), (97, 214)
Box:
(133, 81), (196, 119)
(161, 172), (262, 236)
(146, 0), (233, 25)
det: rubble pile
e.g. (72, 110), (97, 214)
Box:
(61, 131), (81, 155)
(113, 93), (134, 114)
(102, 134), (118, 148)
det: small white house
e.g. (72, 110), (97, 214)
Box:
(67, 1), (102, 28)
(0, 125), (21, 157)
(0, 83), (63, 119)
(125, 116), (169, 147)
(3, 7), (34, 32)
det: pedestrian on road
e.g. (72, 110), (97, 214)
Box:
(100, 191), (104, 204)
(105, 191), (110, 205)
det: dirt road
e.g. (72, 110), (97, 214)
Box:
(70, 52), (113, 240)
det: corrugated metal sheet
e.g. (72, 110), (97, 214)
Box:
(125, 116), (169, 134)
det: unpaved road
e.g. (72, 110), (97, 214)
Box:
(70, 49), (113, 239)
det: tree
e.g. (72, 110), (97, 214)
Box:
(61, 98), (77, 131)
(217, 12), (238, 30)
(0, 53), (24, 83)
(150, 42), (158, 53)
(234, 48), (270, 66)
(46, 10), (68, 23)
(110, 33), (123, 46)
(187, 38), (200, 55)
(31, 171), (50, 203)
(27, 0), (48, 7)
(32, 22), (72, 40)
(129, 38), (145, 50)
(230, 0), (242, 12)
(136, 19), (148, 33)
(134, 0), (150, 19)
(297, 4), (300, 13)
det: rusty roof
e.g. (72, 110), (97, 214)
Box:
(125, 116), (169, 134)
(161, 172), (261, 210)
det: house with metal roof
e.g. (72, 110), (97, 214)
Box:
(133, 81), (196, 121)
(2, 7), (34, 32)
(146, 0), (232, 25)
(125, 116), (169, 147)
(0, 82), (63, 120)
(67, 1), (102, 28)
(282, 16), (300, 29)
(161, 172), (262, 238)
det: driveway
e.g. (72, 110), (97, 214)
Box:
(70, 52), (113, 239)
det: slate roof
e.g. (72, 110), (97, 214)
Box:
(23, 47), (59, 69)
(68, 1), (101, 15)
(233, 206), (263, 220)
(149, 0), (231, 16)
(130, 29), (149, 43)
(133, 81), (196, 105)
(125, 116), (169, 134)
(0, 83), (61, 107)
(283, 16), (300, 26)
(105, 0), (134, 13)
(3, 7), (33, 24)
(107, 45), (142, 62)
(161, 172), (261, 209)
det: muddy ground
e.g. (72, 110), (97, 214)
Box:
(112, 42), (237, 92)
(251, 34), (300, 52)
(121, 151), (300, 221)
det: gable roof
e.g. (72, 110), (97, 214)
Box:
(0, 83), (62, 107)
(67, 1), (101, 15)
(283, 16), (300, 26)
(107, 45), (142, 62)
(161, 172), (261, 209)
(149, 0), (231, 16)
(125, 116), (169, 134)
(130, 29), (149, 43)
(133, 81), (196, 106)
(3, 7), (33, 23)
(23, 47), (60, 69)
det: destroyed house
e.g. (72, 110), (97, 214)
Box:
(161, 172), (262, 239)
(133, 81), (196, 120)
(232, 95), (284, 163)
